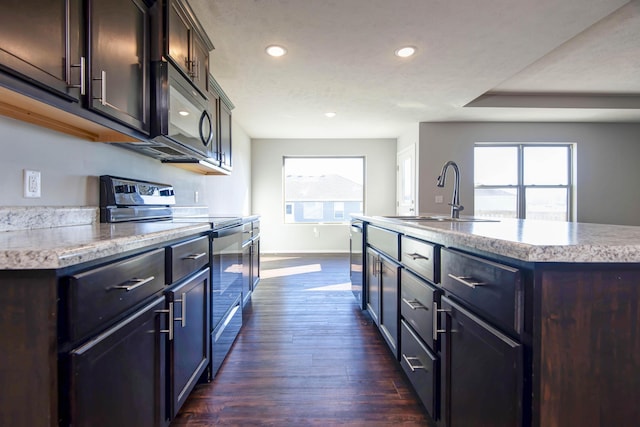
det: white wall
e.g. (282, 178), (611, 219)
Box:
(252, 138), (397, 253)
(417, 122), (640, 226)
(0, 114), (252, 215)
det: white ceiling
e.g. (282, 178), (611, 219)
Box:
(189, 0), (640, 139)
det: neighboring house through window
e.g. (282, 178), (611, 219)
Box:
(283, 157), (364, 224)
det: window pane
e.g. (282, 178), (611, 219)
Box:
(284, 157), (364, 223)
(525, 188), (568, 221)
(474, 146), (518, 185)
(474, 188), (518, 218)
(523, 146), (568, 185)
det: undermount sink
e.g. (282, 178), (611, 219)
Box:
(383, 215), (499, 223)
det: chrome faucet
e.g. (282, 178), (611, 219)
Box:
(437, 161), (464, 218)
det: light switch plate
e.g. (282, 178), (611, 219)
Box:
(435, 195), (444, 204)
(24, 169), (41, 198)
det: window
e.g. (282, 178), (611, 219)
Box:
(283, 157), (364, 224)
(474, 144), (573, 221)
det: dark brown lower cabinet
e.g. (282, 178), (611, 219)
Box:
(69, 295), (167, 427)
(440, 296), (522, 427)
(400, 320), (439, 420)
(168, 268), (210, 417)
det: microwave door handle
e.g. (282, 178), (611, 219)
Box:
(199, 110), (214, 147)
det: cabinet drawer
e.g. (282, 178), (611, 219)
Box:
(400, 320), (439, 421)
(367, 225), (399, 261)
(441, 248), (523, 335)
(401, 235), (438, 283)
(168, 235), (209, 283)
(68, 248), (166, 342)
(401, 269), (439, 350)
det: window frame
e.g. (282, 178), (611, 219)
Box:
(474, 143), (574, 220)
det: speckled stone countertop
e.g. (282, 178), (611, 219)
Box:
(0, 222), (212, 270)
(356, 215), (640, 263)
(0, 206), (212, 270)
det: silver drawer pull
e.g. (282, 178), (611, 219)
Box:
(183, 252), (206, 260)
(447, 273), (485, 289)
(408, 252), (429, 261)
(402, 354), (427, 372)
(402, 298), (427, 310)
(113, 276), (155, 292)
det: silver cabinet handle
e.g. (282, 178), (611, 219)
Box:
(174, 292), (187, 327)
(433, 301), (448, 341)
(402, 354), (426, 372)
(68, 56), (86, 95)
(447, 273), (485, 289)
(408, 252), (429, 261)
(156, 301), (174, 340)
(112, 275), (155, 292)
(93, 70), (107, 106)
(402, 298), (426, 310)
(183, 252), (206, 260)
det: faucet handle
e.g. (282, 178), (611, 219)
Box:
(449, 203), (464, 212)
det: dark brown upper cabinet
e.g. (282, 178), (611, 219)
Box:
(89, 0), (150, 133)
(0, 0), (84, 101)
(166, 0), (213, 96)
(209, 75), (234, 171)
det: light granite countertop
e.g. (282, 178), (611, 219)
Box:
(0, 222), (212, 270)
(356, 215), (640, 263)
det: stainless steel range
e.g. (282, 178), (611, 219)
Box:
(100, 175), (244, 379)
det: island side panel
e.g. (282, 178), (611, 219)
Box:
(536, 265), (640, 427)
(1, 271), (58, 427)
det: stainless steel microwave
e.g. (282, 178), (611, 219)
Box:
(151, 60), (216, 158)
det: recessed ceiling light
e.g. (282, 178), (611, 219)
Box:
(324, 112), (336, 118)
(395, 46), (416, 58)
(265, 45), (287, 57)
(178, 110), (190, 116)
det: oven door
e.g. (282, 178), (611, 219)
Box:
(211, 225), (244, 330)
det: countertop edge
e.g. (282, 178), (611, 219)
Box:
(355, 215), (640, 263)
(0, 223), (212, 270)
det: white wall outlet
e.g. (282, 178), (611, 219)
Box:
(24, 170), (41, 198)
(435, 195), (444, 204)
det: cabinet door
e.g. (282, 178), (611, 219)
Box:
(69, 296), (167, 427)
(0, 0), (83, 100)
(380, 255), (400, 358)
(90, 0), (149, 132)
(251, 238), (260, 289)
(168, 0), (191, 77)
(242, 241), (252, 305)
(191, 33), (209, 95)
(366, 248), (380, 325)
(219, 100), (232, 170)
(170, 268), (210, 417)
(440, 296), (522, 427)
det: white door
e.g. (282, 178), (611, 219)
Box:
(397, 145), (416, 215)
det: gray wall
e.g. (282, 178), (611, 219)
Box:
(0, 114), (252, 215)
(417, 122), (640, 226)
(252, 138), (397, 253)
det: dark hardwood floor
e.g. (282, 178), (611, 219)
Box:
(170, 254), (434, 426)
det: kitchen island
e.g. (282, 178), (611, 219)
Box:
(355, 214), (640, 427)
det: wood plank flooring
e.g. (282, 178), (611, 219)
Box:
(170, 254), (435, 426)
